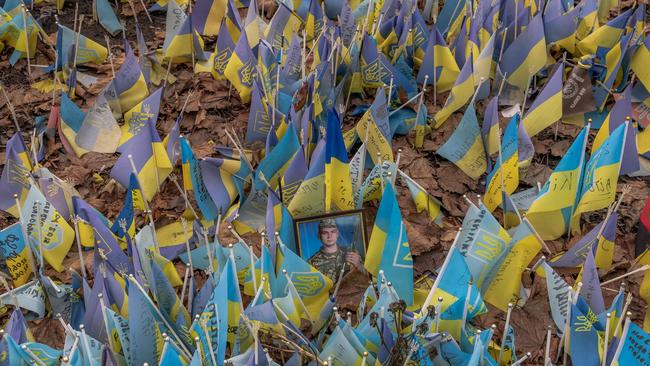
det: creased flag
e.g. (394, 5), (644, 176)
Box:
(437, 104), (487, 179)
(522, 63), (564, 138)
(499, 14), (547, 90)
(484, 115), (520, 212)
(0, 133), (33, 217)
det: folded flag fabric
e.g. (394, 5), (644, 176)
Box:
(0, 133), (33, 217)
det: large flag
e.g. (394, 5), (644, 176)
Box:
(325, 109), (354, 212)
(499, 14), (547, 90)
(110, 114), (173, 202)
(572, 123), (629, 232)
(20, 186), (74, 272)
(0, 133), (33, 217)
(433, 56), (474, 127)
(437, 104), (487, 179)
(522, 63), (564, 137)
(484, 115), (520, 212)
(526, 126), (589, 240)
(364, 182), (414, 305)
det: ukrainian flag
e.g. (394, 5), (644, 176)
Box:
(499, 14), (547, 90)
(574, 0), (599, 41)
(254, 124), (301, 192)
(149, 260), (191, 345)
(416, 27), (460, 93)
(572, 123), (629, 233)
(118, 87), (164, 151)
(437, 104), (487, 179)
(108, 41), (148, 112)
(275, 243), (333, 321)
(400, 171), (444, 226)
(522, 63), (564, 138)
(502, 190), (522, 230)
(593, 34), (632, 110)
(0, 9), (38, 64)
(200, 157), (239, 215)
(243, 244), (277, 299)
(288, 140), (326, 218)
(414, 103), (428, 149)
(179, 137), (219, 220)
(55, 24), (107, 68)
(631, 34), (650, 94)
(59, 93), (89, 158)
(484, 115), (520, 212)
(163, 9), (207, 62)
(483, 219), (543, 311)
(225, 31), (256, 103)
(192, 0), (226, 36)
(433, 57), (474, 127)
(365, 182), (414, 305)
(354, 89), (394, 165)
(0, 224), (32, 285)
(110, 173), (144, 239)
(577, 7), (633, 56)
(544, 9), (578, 54)
(481, 95), (500, 160)
(592, 87), (639, 175)
(0, 133), (33, 217)
(526, 126), (589, 240)
(110, 117), (173, 202)
(305, 0), (323, 41)
(325, 109), (354, 212)
(20, 186), (75, 272)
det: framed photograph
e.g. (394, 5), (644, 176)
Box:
(294, 210), (368, 282)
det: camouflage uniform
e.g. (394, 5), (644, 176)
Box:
(308, 246), (359, 282)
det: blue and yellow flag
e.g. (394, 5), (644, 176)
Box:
(0, 223), (32, 286)
(483, 219), (543, 311)
(484, 115), (520, 212)
(59, 93), (89, 157)
(163, 2), (208, 62)
(325, 109), (354, 212)
(94, 0), (123, 36)
(400, 170), (444, 226)
(593, 33), (632, 110)
(105, 41), (148, 112)
(572, 123), (629, 232)
(55, 24), (107, 68)
(111, 173), (145, 240)
(118, 87), (164, 151)
(254, 124), (301, 192)
(526, 126), (589, 240)
(499, 13), (547, 90)
(127, 276), (165, 366)
(0, 9), (38, 64)
(179, 137), (219, 220)
(569, 296), (603, 366)
(213, 258), (243, 364)
(437, 104), (487, 179)
(522, 63), (564, 137)
(365, 182), (414, 305)
(110, 114), (173, 202)
(149, 259), (192, 346)
(20, 186), (75, 272)
(224, 30), (256, 103)
(433, 56), (474, 127)
(577, 7), (633, 56)
(275, 243), (333, 321)
(0, 133), (33, 217)
(192, 0), (227, 36)
(481, 95), (500, 160)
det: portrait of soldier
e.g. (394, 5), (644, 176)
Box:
(307, 219), (363, 282)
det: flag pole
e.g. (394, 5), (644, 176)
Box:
(496, 302), (514, 365)
(20, 5), (32, 80)
(420, 229), (461, 313)
(126, 154), (160, 253)
(0, 83), (20, 132)
(104, 35), (116, 79)
(602, 312), (612, 366)
(127, 275), (193, 358)
(71, 216), (88, 279)
(544, 325), (553, 365)
(600, 265), (650, 287)
(610, 312), (633, 364)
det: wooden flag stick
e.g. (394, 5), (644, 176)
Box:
(388, 90), (424, 117)
(168, 173), (199, 219)
(602, 312), (612, 366)
(601, 265), (650, 287)
(104, 35), (116, 79)
(544, 326), (552, 365)
(1, 83), (20, 132)
(138, 0), (153, 23)
(611, 312), (632, 364)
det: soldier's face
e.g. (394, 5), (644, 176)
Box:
(319, 227), (339, 248)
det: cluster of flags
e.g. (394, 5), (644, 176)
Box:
(0, 0), (649, 364)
